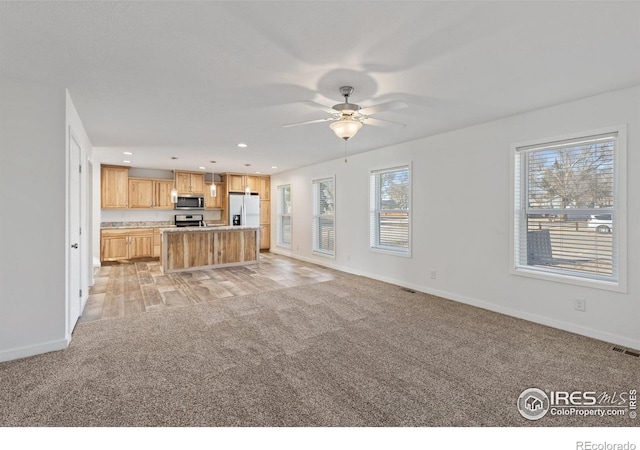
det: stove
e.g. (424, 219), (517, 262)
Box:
(174, 214), (204, 227)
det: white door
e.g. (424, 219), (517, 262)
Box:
(69, 132), (82, 333)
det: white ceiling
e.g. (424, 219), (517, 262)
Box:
(2, 1), (639, 175)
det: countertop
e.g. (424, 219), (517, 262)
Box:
(101, 221), (225, 230)
(159, 225), (260, 233)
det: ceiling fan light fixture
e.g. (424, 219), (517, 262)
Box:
(330, 119), (362, 141)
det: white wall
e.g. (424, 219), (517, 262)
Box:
(0, 77), (68, 361)
(271, 85), (640, 350)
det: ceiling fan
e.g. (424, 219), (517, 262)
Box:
(282, 86), (408, 140)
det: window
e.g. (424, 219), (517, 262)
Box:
(277, 185), (291, 248)
(312, 177), (335, 256)
(513, 128), (626, 289)
(370, 165), (411, 255)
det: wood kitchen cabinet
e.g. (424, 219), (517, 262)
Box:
(100, 228), (154, 261)
(224, 174), (264, 194)
(260, 225), (270, 250)
(153, 228), (161, 258)
(259, 200), (270, 250)
(175, 171), (205, 195)
(205, 182), (225, 209)
(260, 200), (270, 224)
(258, 177), (270, 200)
(101, 165), (129, 208)
(100, 231), (129, 261)
(246, 176), (260, 194)
(128, 231), (153, 259)
(154, 180), (175, 209)
(129, 178), (174, 209)
(128, 179), (154, 208)
(226, 174), (245, 193)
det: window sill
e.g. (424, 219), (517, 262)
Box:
(312, 250), (335, 259)
(370, 247), (411, 258)
(511, 266), (626, 293)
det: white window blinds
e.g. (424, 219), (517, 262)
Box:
(515, 132), (617, 282)
(370, 166), (410, 254)
(277, 185), (291, 247)
(312, 177), (335, 256)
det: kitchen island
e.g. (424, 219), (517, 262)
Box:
(159, 226), (260, 274)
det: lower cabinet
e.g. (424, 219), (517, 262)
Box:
(101, 228), (154, 262)
(101, 232), (129, 261)
(153, 228), (161, 258)
(260, 224), (270, 250)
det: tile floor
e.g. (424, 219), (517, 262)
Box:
(81, 252), (339, 322)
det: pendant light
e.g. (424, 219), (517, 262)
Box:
(244, 163), (251, 196)
(209, 160), (217, 197)
(170, 156), (178, 203)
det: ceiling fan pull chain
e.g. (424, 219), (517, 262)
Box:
(344, 140), (348, 163)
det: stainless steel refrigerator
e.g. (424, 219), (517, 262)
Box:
(228, 193), (260, 227)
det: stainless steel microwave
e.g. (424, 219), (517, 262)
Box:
(175, 195), (204, 210)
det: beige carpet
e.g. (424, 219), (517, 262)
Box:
(0, 274), (637, 427)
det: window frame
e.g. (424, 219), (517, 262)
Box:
(510, 125), (627, 292)
(276, 184), (292, 249)
(312, 176), (336, 258)
(369, 164), (412, 257)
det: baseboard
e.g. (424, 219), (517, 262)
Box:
(268, 250), (640, 351)
(0, 338), (70, 363)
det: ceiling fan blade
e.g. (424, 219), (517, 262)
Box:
(282, 117), (334, 128)
(301, 100), (337, 114)
(363, 117), (407, 129)
(359, 100), (408, 116)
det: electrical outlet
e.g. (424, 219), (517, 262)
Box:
(347, 253), (351, 261)
(574, 298), (586, 312)
(430, 270), (437, 280)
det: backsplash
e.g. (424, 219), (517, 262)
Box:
(101, 221), (173, 228)
(101, 209), (222, 223)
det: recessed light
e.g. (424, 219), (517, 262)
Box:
(255, 171), (261, 174)
(123, 160), (131, 164)
(123, 151), (133, 155)
(271, 166), (278, 169)
(237, 143), (247, 148)
(199, 166), (206, 170)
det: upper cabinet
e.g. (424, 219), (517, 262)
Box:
(204, 182), (225, 209)
(128, 178), (174, 209)
(101, 165), (129, 208)
(227, 174), (245, 193)
(175, 171), (205, 195)
(154, 180), (175, 209)
(101, 166), (175, 210)
(258, 177), (270, 200)
(246, 176), (260, 194)
(224, 174), (268, 195)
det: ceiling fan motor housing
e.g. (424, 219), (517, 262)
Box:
(333, 86), (360, 115)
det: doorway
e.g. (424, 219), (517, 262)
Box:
(68, 130), (82, 334)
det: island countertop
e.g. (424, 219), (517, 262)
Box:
(159, 225), (259, 233)
(160, 226), (260, 273)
